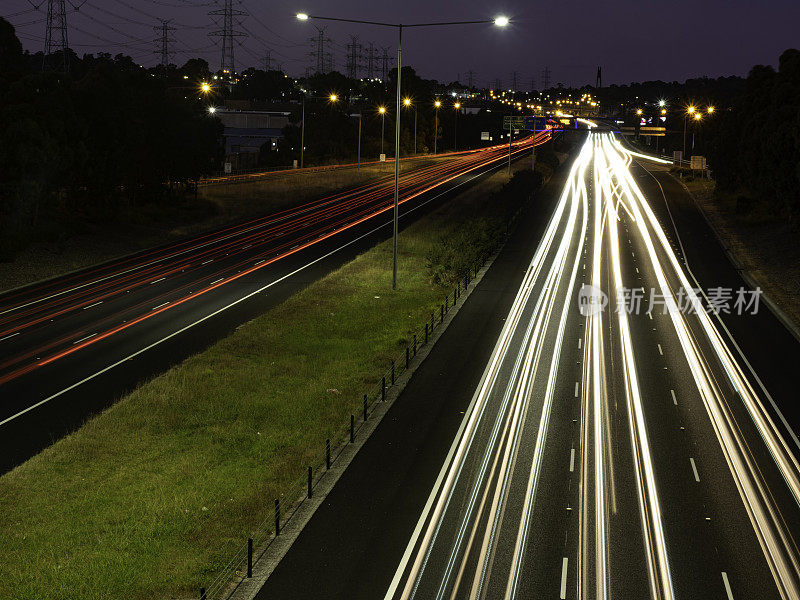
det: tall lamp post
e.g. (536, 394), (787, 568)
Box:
(453, 102), (461, 151)
(404, 97), (418, 155)
(300, 92), (338, 169)
(683, 105), (695, 163)
(296, 12), (509, 290)
(378, 106), (387, 154)
(433, 99), (441, 155)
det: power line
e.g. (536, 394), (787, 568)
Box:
(345, 35), (362, 79)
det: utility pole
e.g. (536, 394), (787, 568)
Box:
(365, 42), (376, 78)
(43, 0), (70, 72)
(346, 35), (362, 79)
(208, 0), (247, 76)
(154, 19), (176, 79)
(541, 66), (551, 90)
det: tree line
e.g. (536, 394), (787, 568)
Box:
(0, 18), (222, 259)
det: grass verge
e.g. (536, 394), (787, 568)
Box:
(682, 176), (800, 328)
(0, 165), (542, 600)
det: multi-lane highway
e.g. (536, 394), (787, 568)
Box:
(0, 133), (550, 473)
(376, 132), (800, 600)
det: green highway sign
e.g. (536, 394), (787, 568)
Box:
(503, 115), (526, 128)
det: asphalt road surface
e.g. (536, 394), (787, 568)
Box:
(257, 132), (800, 600)
(0, 133), (549, 473)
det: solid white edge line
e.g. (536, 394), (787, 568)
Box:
(150, 277), (166, 284)
(0, 158), (511, 429)
(83, 301), (103, 310)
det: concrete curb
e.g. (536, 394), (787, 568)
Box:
(670, 174), (800, 344)
(224, 246), (501, 600)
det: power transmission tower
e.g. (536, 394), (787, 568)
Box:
(493, 78), (502, 91)
(309, 26), (333, 74)
(530, 78), (537, 92)
(541, 66), (551, 90)
(596, 66), (602, 88)
(43, 0), (69, 72)
(380, 47), (391, 81)
(263, 49), (273, 71)
(346, 35), (362, 79)
(154, 19), (176, 78)
(466, 70), (475, 89)
(510, 71), (518, 92)
(208, 0), (247, 75)
(365, 42), (376, 79)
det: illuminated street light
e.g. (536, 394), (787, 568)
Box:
(707, 106), (715, 114)
(296, 12), (506, 290)
(403, 97), (411, 106)
(207, 106), (217, 114)
(299, 93), (340, 169)
(658, 99), (666, 107)
(379, 106), (387, 154)
(636, 108), (643, 115)
(454, 102), (461, 151)
(200, 82), (212, 94)
(329, 93), (338, 102)
(434, 100), (441, 155)
(687, 105), (696, 114)
(694, 113), (702, 120)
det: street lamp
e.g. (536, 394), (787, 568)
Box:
(682, 105), (696, 163)
(296, 11), (509, 290)
(454, 102), (461, 151)
(707, 106), (715, 114)
(200, 82), (212, 94)
(300, 92), (338, 169)
(434, 100), (441, 155)
(378, 106), (387, 154)
(692, 112), (702, 150)
(403, 97), (418, 155)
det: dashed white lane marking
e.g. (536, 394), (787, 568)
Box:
(254, 259), (265, 266)
(152, 302), (170, 310)
(635, 267), (640, 273)
(150, 277), (166, 284)
(574, 381), (579, 398)
(578, 338), (582, 349)
(671, 389), (677, 405)
(201, 259), (214, 265)
(0, 332), (20, 342)
(560, 557), (569, 599)
(648, 311), (653, 320)
(210, 278), (225, 285)
(721, 572), (734, 600)
(73, 333), (97, 345)
(242, 244), (252, 250)
(570, 448), (575, 472)
(658, 344), (664, 355)
(83, 301), (103, 310)
(690, 457), (700, 482)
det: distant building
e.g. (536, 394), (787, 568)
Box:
(215, 104), (291, 169)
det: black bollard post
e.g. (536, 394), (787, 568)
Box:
(363, 395), (367, 421)
(425, 323), (428, 345)
(405, 347), (409, 369)
(307, 466), (312, 499)
(247, 538), (253, 578)
(381, 376), (386, 402)
(200, 587), (206, 600)
(274, 499), (280, 535)
(350, 414), (354, 443)
(326, 438), (331, 470)
(391, 360), (395, 385)
(413, 334), (417, 356)
(441, 304), (444, 323)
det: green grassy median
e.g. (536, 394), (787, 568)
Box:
(0, 167), (537, 600)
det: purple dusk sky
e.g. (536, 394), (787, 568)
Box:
(4, 0), (800, 88)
